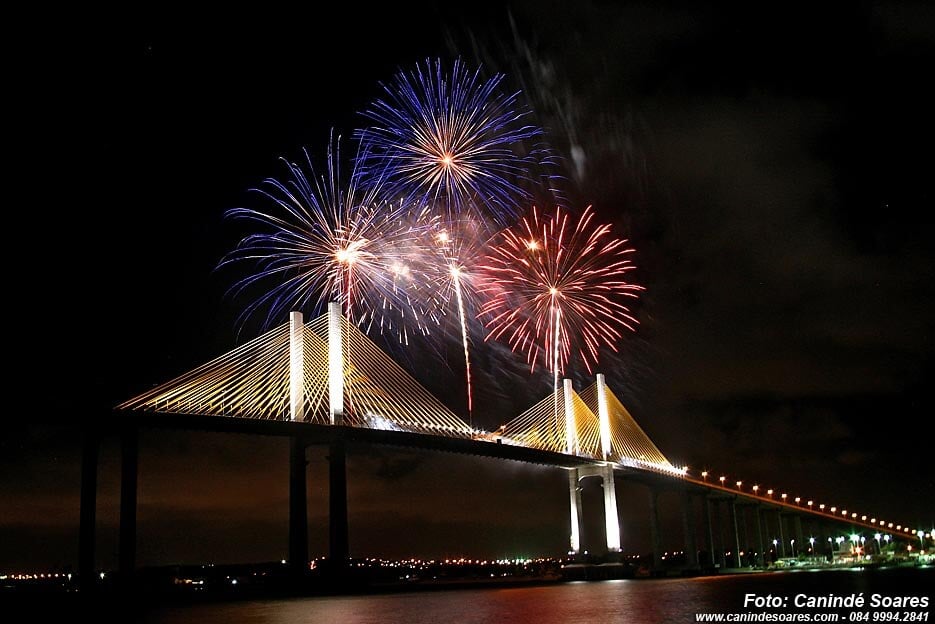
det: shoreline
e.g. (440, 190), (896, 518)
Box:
(3, 562), (930, 609)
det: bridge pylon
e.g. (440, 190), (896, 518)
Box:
(565, 377), (622, 555)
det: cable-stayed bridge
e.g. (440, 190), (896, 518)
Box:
(75, 305), (923, 590)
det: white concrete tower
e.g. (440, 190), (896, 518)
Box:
(563, 378), (577, 456)
(564, 378), (582, 554)
(596, 373), (621, 552)
(328, 302), (344, 425)
(289, 311), (305, 422)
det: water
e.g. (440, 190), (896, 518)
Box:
(137, 568), (933, 623)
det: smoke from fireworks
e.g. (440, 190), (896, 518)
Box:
(356, 58), (547, 224)
(477, 205), (643, 385)
(220, 136), (435, 341)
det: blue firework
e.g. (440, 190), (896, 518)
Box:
(356, 58), (546, 225)
(220, 134), (437, 341)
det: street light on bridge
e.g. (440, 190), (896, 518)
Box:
(830, 506), (837, 513)
(819, 504), (825, 512)
(752, 485), (759, 495)
(736, 480), (742, 490)
(767, 489), (774, 498)
(781, 493), (788, 502)
(794, 497), (801, 505)
(807, 500), (813, 510)
(701, 471), (708, 481)
(719, 476), (726, 486)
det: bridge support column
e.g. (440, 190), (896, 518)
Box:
(702, 495), (715, 568)
(681, 489), (698, 569)
(755, 506), (766, 567)
(329, 437), (349, 564)
(288, 437), (308, 575)
(592, 374), (620, 555)
(79, 426), (99, 593)
(777, 511), (786, 558)
(738, 505), (749, 566)
(119, 424), (138, 583)
(793, 515), (804, 558)
(290, 311), (305, 422)
(729, 500), (742, 568)
(328, 302), (344, 425)
(568, 470), (582, 554)
(816, 523), (827, 560)
(602, 464), (621, 553)
(716, 500), (727, 568)
(648, 488), (664, 571)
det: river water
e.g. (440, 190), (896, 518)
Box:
(139, 567), (933, 624)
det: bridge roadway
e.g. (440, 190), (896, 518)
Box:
(111, 411), (900, 534)
(74, 410), (895, 591)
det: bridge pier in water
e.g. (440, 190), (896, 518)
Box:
(729, 500), (742, 568)
(776, 509), (786, 559)
(565, 374), (621, 557)
(754, 505), (766, 566)
(568, 470), (583, 553)
(680, 489), (699, 570)
(79, 426), (99, 593)
(793, 514), (805, 557)
(328, 438), (349, 564)
(119, 424), (139, 583)
(647, 487), (664, 570)
(702, 494), (716, 568)
(288, 437), (309, 576)
(567, 463), (621, 556)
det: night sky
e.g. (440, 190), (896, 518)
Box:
(5, 2), (934, 570)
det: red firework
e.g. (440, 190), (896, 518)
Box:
(477, 205), (643, 375)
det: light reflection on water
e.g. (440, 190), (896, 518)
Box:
(140, 568), (933, 624)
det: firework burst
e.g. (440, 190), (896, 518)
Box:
(477, 205), (643, 382)
(220, 135), (435, 341)
(422, 217), (493, 423)
(356, 58), (546, 224)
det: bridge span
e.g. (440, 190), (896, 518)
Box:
(73, 306), (921, 591)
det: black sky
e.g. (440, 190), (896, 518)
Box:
(5, 2), (934, 570)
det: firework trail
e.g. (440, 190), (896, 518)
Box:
(424, 218), (492, 425)
(220, 135), (435, 341)
(356, 57), (547, 225)
(477, 206), (644, 396)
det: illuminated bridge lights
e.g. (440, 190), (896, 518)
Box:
(688, 468), (914, 535)
(116, 311), (917, 537)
